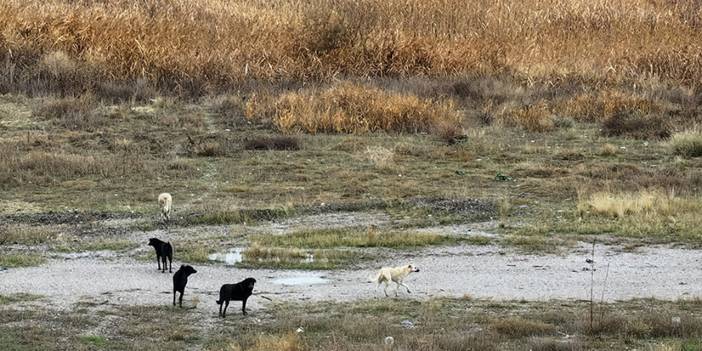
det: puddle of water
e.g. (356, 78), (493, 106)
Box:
(208, 248), (244, 265)
(271, 273), (330, 286)
(209, 248), (317, 265)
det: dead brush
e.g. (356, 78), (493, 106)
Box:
(243, 135), (300, 151)
(363, 146), (395, 170)
(270, 82), (461, 134)
(602, 111), (671, 140)
(500, 102), (554, 132)
(32, 95), (99, 131)
(3, 0), (702, 95)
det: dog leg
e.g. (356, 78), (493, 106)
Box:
(223, 300), (229, 318)
(168, 255), (172, 273)
(161, 256), (167, 273)
(383, 282), (389, 297)
(179, 291), (184, 308)
(242, 298), (248, 315)
(395, 282), (401, 297)
(219, 302), (223, 317)
(400, 282), (412, 294)
(173, 290), (176, 306)
(157, 256), (162, 271)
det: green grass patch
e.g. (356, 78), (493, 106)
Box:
(0, 225), (58, 245)
(251, 227), (454, 249)
(2, 299), (702, 350)
(0, 293), (43, 305)
(670, 129), (702, 158)
(186, 207), (295, 226)
(238, 245), (365, 270)
(177, 244), (214, 264)
(79, 335), (107, 347)
(0, 253), (46, 268)
(53, 239), (138, 253)
(463, 235), (493, 246)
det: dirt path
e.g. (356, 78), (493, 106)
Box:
(2, 243), (701, 313)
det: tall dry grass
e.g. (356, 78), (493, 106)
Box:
(264, 82), (460, 133)
(2, 0), (702, 95)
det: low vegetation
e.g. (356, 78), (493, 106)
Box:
(0, 293), (42, 305)
(52, 239), (138, 253)
(1, 299), (701, 350)
(0, 253), (46, 268)
(240, 245), (363, 270)
(255, 82), (461, 134)
(251, 228), (452, 249)
(670, 129), (702, 158)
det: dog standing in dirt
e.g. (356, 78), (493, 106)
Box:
(158, 192), (172, 222)
(173, 265), (197, 308)
(374, 264), (420, 297)
(147, 238), (173, 273)
(216, 277), (256, 317)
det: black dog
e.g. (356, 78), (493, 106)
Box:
(147, 238), (173, 273)
(216, 277), (256, 317)
(173, 265), (197, 307)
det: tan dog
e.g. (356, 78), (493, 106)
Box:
(158, 193), (172, 222)
(374, 264), (420, 297)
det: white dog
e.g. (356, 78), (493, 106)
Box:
(374, 264), (420, 297)
(158, 193), (172, 222)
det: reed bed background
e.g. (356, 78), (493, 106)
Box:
(1, 0), (701, 96)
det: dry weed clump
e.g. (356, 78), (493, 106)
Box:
(32, 95), (99, 131)
(247, 332), (303, 351)
(270, 82), (461, 134)
(5, 0), (702, 96)
(363, 146), (395, 169)
(244, 135), (300, 151)
(578, 190), (698, 219)
(560, 90), (665, 123)
(602, 112), (671, 140)
(669, 129), (702, 158)
(501, 102), (554, 132)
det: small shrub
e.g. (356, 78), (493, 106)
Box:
(599, 143), (618, 156)
(32, 95), (99, 131)
(363, 146), (395, 169)
(527, 337), (583, 351)
(249, 332), (302, 351)
(553, 116), (575, 129)
(244, 135), (300, 151)
(490, 317), (557, 337)
(602, 112), (671, 139)
(195, 142), (226, 157)
(669, 130), (702, 158)
(505, 102), (554, 132)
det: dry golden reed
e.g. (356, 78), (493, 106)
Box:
(2, 0), (702, 94)
(268, 82), (461, 134)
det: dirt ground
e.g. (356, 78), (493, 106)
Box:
(2, 237), (701, 314)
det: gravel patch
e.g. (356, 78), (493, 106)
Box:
(1, 243), (700, 313)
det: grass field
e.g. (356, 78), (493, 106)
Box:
(2, 1), (702, 350)
(1, 298), (702, 350)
